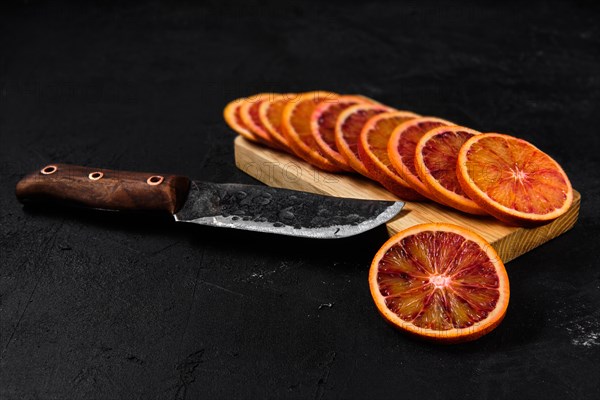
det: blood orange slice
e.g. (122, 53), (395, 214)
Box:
(358, 111), (424, 200)
(281, 91), (345, 172)
(239, 93), (285, 150)
(259, 93), (299, 151)
(335, 104), (389, 178)
(224, 97), (260, 143)
(457, 133), (573, 226)
(415, 126), (488, 215)
(310, 95), (373, 171)
(388, 117), (453, 200)
(369, 223), (510, 343)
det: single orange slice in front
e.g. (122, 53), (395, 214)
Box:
(457, 133), (573, 226)
(415, 126), (487, 215)
(335, 104), (389, 178)
(281, 91), (346, 172)
(358, 111), (424, 201)
(369, 223), (510, 343)
(388, 117), (453, 200)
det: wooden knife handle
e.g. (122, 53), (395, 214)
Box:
(15, 164), (191, 214)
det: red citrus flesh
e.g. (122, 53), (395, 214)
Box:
(457, 133), (573, 226)
(223, 97), (260, 143)
(369, 223), (509, 343)
(335, 104), (389, 178)
(416, 126), (487, 215)
(281, 91), (346, 172)
(358, 111), (424, 200)
(240, 94), (285, 150)
(388, 117), (453, 200)
(259, 93), (300, 151)
(310, 95), (372, 171)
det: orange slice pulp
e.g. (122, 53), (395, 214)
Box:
(358, 111), (424, 200)
(457, 133), (573, 226)
(223, 96), (260, 143)
(369, 223), (510, 343)
(415, 126), (487, 215)
(335, 104), (389, 178)
(258, 93), (299, 151)
(281, 91), (346, 172)
(239, 93), (285, 150)
(310, 95), (373, 171)
(388, 117), (453, 200)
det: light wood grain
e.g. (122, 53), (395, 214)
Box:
(234, 136), (580, 263)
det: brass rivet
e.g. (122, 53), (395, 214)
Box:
(88, 171), (104, 180)
(147, 175), (164, 185)
(41, 165), (57, 175)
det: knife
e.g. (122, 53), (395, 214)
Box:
(15, 164), (403, 238)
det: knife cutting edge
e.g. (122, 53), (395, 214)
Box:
(15, 164), (404, 239)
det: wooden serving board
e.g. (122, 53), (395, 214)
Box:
(234, 136), (580, 263)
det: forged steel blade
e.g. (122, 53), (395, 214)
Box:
(174, 181), (403, 238)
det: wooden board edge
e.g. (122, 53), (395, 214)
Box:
(492, 191), (581, 262)
(386, 191), (581, 263)
(234, 136), (581, 263)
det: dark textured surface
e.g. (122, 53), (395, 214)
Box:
(1, 1), (599, 399)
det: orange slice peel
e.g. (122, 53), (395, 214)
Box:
(388, 117), (454, 201)
(415, 126), (488, 215)
(224, 97), (260, 143)
(239, 93), (285, 150)
(457, 133), (573, 226)
(310, 95), (373, 171)
(358, 111), (424, 200)
(335, 104), (390, 178)
(369, 223), (510, 343)
(281, 91), (346, 172)
(258, 93), (299, 152)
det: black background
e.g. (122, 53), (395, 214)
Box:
(1, 1), (599, 399)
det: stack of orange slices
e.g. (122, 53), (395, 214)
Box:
(225, 92), (576, 343)
(224, 91), (573, 228)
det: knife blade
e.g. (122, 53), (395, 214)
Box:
(15, 164), (403, 238)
